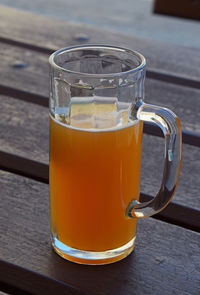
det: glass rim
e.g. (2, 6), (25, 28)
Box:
(49, 44), (146, 77)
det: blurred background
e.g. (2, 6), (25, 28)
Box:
(0, 0), (200, 48)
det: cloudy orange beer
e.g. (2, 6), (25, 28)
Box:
(49, 106), (143, 261)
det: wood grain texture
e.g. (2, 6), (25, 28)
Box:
(0, 95), (48, 164)
(146, 70), (200, 90)
(0, 42), (200, 133)
(0, 170), (200, 295)
(0, 5), (200, 82)
(0, 6), (199, 295)
(0, 95), (199, 210)
(0, 262), (90, 295)
(1, 86), (199, 146)
(0, 151), (48, 184)
(0, 43), (48, 97)
(1, 151), (199, 232)
(145, 79), (200, 133)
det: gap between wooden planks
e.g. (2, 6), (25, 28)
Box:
(0, 150), (199, 233)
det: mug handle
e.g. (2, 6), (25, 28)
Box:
(126, 102), (182, 218)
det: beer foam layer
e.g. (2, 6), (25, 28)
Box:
(50, 113), (138, 133)
(51, 98), (138, 132)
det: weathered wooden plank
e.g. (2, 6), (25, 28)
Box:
(1, 150), (199, 232)
(1, 86), (199, 147)
(0, 5), (200, 83)
(140, 193), (200, 232)
(0, 262), (90, 295)
(0, 43), (48, 97)
(1, 85), (199, 146)
(145, 79), (200, 133)
(0, 95), (199, 210)
(0, 170), (200, 295)
(1, 36), (199, 91)
(0, 95), (48, 164)
(0, 42), (200, 134)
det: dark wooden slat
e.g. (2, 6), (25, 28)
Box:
(179, 129), (200, 147)
(1, 170), (200, 295)
(0, 261), (91, 295)
(146, 70), (200, 90)
(143, 123), (200, 147)
(153, 0), (200, 21)
(0, 151), (199, 233)
(1, 280), (33, 295)
(0, 95), (199, 210)
(0, 151), (48, 184)
(0, 36), (53, 55)
(0, 5), (200, 84)
(0, 85), (48, 107)
(140, 194), (200, 233)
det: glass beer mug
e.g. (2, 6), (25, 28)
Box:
(49, 45), (182, 265)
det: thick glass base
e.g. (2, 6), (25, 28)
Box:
(52, 236), (136, 265)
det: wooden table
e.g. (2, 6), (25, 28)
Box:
(0, 5), (200, 295)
